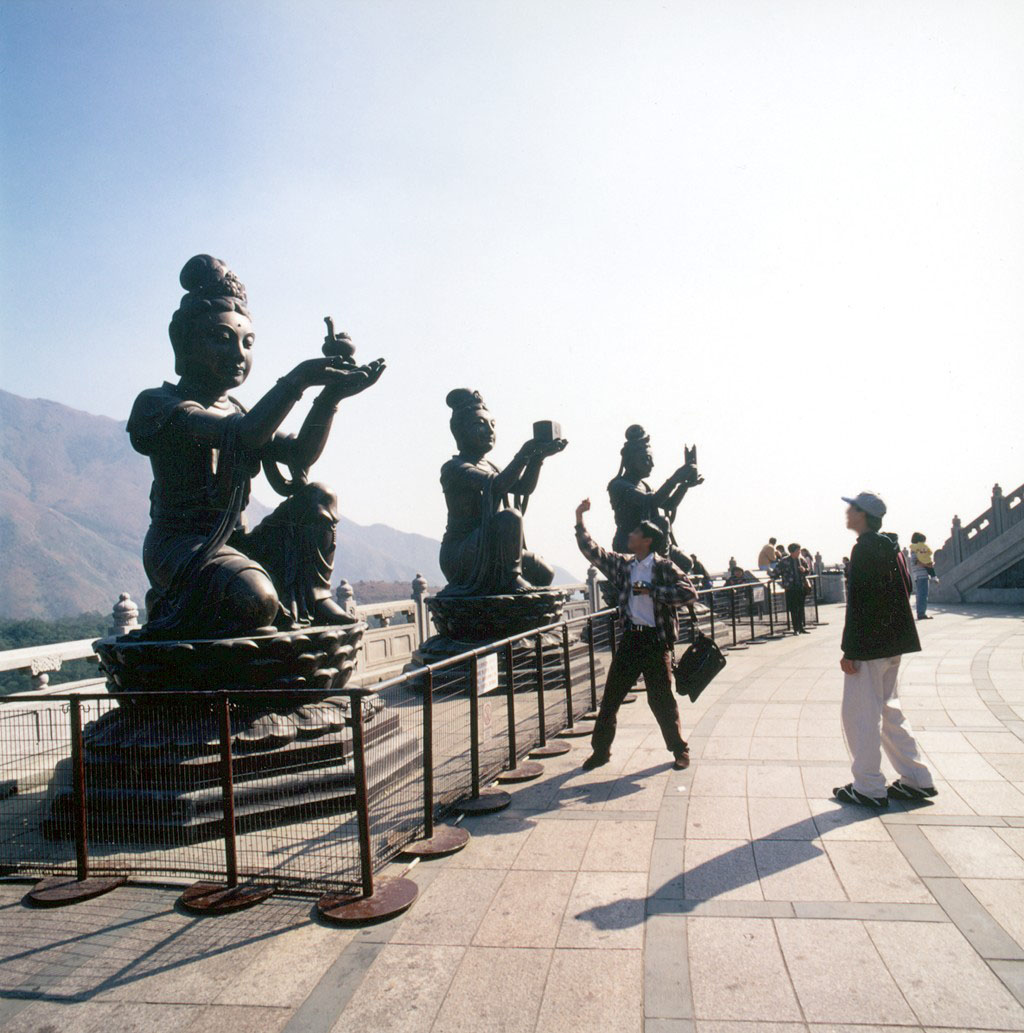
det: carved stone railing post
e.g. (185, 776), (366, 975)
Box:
(335, 579), (356, 617)
(109, 592), (141, 637)
(992, 483), (1006, 536)
(411, 574), (431, 643)
(586, 565), (601, 613)
(814, 552), (824, 576)
(951, 515), (963, 566)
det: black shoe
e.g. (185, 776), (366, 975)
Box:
(887, 780), (937, 800)
(581, 752), (610, 771)
(672, 749), (690, 770)
(833, 783), (888, 809)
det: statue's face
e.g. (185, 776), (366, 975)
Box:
(461, 411), (496, 456)
(626, 443), (654, 478)
(184, 311), (255, 390)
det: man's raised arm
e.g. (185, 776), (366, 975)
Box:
(574, 498), (618, 581)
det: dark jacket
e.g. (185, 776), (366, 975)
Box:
(841, 531), (921, 661)
(575, 524), (696, 648)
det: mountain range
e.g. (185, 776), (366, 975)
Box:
(0, 390), (576, 619)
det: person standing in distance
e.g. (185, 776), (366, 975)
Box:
(574, 498), (697, 771)
(758, 537), (778, 571)
(771, 543), (811, 634)
(834, 491), (937, 807)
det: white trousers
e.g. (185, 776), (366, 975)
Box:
(841, 655), (934, 798)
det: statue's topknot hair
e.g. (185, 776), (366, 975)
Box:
(168, 254), (252, 372)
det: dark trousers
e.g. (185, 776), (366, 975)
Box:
(591, 627), (686, 757)
(785, 586), (807, 632)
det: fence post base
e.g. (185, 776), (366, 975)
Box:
(179, 881), (275, 915)
(403, 825), (470, 858)
(318, 875), (419, 925)
(455, 788), (511, 814)
(557, 722), (594, 738)
(26, 875), (125, 908)
(495, 760), (544, 783)
(529, 741), (571, 758)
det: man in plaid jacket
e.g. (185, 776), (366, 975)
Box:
(575, 498), (697, 770)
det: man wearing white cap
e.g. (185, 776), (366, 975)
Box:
(834, 491), (937, 808)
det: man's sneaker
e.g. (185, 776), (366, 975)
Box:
(833, 783), (888, 809)
(672, 749), (690, 770)
(581, 752), (610, 771)
(887, 780), (938, 801)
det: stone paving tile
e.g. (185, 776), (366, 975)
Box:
(749, 737), (800, 760)
(808, 798), (893, 841)
(865, 920), (1024, 1029)
(430, 946), (551, 1033)
(602, 773), (670, 811)
(946, 708), (1004, 728)
(754, 841), (846, 901)
(754, 718), (799, 737)
(690, 765), (748, 797)
(747, 797), (818, 841)
(683, 840), (763, 901)
(921, 826), (1024, 878)
(0, 1000), (124, 1033)
(800, 764), (858, 798)
(797, 738), (849, 762)
(997, 826), (1024, 859)
(472, 870), (575, 948)
(685, 797), (749, 840)
(649, 838), (685, 899)
(712, 718), (759, 737)
(775, 918), (916, 1025)
(990, 756), (1024, 781)
(964, 878), (1024, 949)
(582, 819), (657, 871)
(746, 765), (805, 798)
(967, 732), (1024, 754)
(535, 948), (642, 1033)
(183, 1005), (292, 1033)
(645, 914), (690, 1019)
(330, 943), (464, 1033)
(390, 868), (505, 945)
(444, 815), (535, 868)
(687, 917), (801, 1021)
(824, 841), (933, 903)
(559, 870), (646, 948)
(512, 818), (596, 870)
(928, 751), (1004, 781)
(214, 919), (353, 1007)
(696, 1023), (808, 1033)
(700, 737), (751, 760)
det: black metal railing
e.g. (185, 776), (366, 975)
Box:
(0, 578), (821, 902)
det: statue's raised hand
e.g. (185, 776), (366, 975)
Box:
(521, 437), (568, 460)
(324, 358), (387, 401)
(286, 357), (386, 398)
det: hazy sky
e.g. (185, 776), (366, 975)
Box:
(2, 1), (1022, 581)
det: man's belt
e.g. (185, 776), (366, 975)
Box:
(624, 620), (658, 633)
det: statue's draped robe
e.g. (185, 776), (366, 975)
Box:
(129, 383), (336, 637)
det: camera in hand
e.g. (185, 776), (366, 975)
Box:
(533, 420), (562, 443)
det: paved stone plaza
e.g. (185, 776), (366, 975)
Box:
(2, 603), (1024, 1033)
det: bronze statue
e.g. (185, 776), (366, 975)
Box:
(607, 425), (702, 572)
(127, 254), (385, 639)
(439, 389), (567, 596)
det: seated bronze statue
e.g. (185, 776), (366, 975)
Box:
(128, 254), (384, 639)
(439, 389), (567, 596)
(607, 424), (702, 572)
